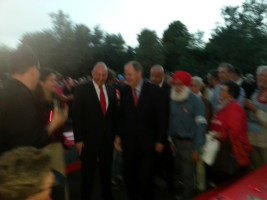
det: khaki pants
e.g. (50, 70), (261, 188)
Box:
(45, 142), (69, 200)
(45, 142), (65, 176)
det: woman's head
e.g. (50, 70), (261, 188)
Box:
(39, 68), (58, 94)
(220, 80), (240, 101)
(190, 76), (204, 95)
(0, 147), (53, 200)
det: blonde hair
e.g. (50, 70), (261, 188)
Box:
(191, 76), (210, 98)
(192, 76), (204, 88)
(0, 147), (51, 200)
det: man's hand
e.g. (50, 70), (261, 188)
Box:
(75, 142), (84, 156)
(210, 131), (221, 140)
(47, 102), (69, 135)
(114, 136), (123, 153)
(191, 151), (200, 163)
(155, 142), (164, 153)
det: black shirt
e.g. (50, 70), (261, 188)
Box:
(0, 79), (49, 155)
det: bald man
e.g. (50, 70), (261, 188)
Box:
(72, 62), (118, 200)
(150, 65), (174, 193)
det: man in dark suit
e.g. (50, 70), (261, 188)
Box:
(115, 61), (165, 200)
(230, 67), (256, 99)
(72, 62), (118, 200)
(150, 65), (174, 193)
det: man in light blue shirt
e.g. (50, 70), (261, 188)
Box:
(212, 63), (246, 113)
(168, 71), (206, 200)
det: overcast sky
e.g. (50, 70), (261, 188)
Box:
(0, 0), (245, 49)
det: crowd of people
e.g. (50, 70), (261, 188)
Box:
(0, 46), (267, 200)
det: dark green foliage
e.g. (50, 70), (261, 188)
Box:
(206, 0), (267, 73)
(135, 29), (164, 77)
(0, 0), (266, 79)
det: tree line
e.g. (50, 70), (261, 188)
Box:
(0, 0), (266, 79)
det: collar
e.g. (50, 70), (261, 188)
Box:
(159, 80), (164, 88)
(236, 78), (243, 86)
(92, 80), (106, 89)
(134, 79), (143, 92)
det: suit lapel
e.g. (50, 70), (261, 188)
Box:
(88, 82), (103, 115)
(126, 81), (148, 109)
(137, 81), (148, 107)
(126, 85), (136, 108)
(106, 86), (112, 113)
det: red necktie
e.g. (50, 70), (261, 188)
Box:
(133, 88), (138, 107)
(99, 86), (106, 115)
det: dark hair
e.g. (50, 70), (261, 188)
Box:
(218, 63), (234, 73)
(39, 68), (56, 82)
(222, 80), (240, 99)
(233, 67), (242, 77)
(35, 68), (58, 102)
(8, 46), (39, 75)
(208, 69), (219, 81)
(125, 61), (143, 72)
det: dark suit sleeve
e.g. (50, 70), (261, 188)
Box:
(117, 86), (125, 138)
(72, 85), (84, 143)
(108, 86), (120, 137)
(0, 85), (49, 154)
(154, 86), (167, 144)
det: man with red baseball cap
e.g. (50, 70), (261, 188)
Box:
(168, 70), (207, 199)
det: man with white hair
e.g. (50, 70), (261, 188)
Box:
(150, 65), (174, 193)
(168, 71), (206, 200)
(245, 65), (267, 169)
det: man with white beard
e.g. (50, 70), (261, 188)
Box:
(168, 71), (206, 200)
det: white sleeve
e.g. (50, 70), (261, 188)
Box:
(195, 115), (207, 125)
(255, 109), (267, 128)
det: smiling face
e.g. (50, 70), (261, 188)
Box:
(219, 85), (231, 101)
(171, 79), (186, 93)
(40, 73), (58, 94)
(91, 63), (108, 87)
(150, 68), (164, 85)
(124, 64), (142, 88)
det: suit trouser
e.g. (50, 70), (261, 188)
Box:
(80, 147), (114, 200)
(123, 147), (155, 200)
(172, 138), (195, 200)
(155, 142), (174, 191)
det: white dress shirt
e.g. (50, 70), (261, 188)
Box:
(92, 80), (109, 110)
